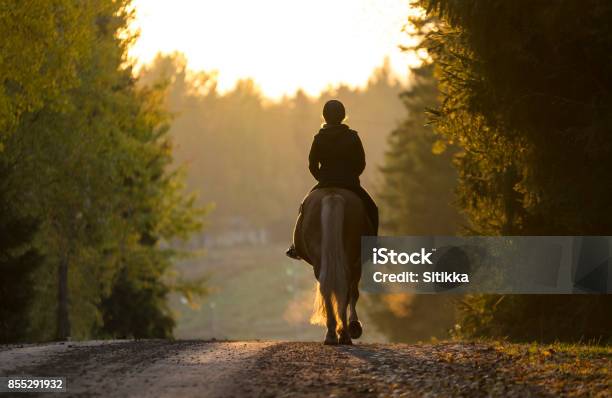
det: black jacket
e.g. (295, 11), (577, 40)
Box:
(308, 124), (365, 186)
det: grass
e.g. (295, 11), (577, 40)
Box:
(489, 340), (611, 396)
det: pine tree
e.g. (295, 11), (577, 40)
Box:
(371, 59), (462, 343)
(379, 63), (462, 235)
(416, 0), (612, 342)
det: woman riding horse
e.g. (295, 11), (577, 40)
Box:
(288, 100), (378, 345)
(287, 99), (378, 260)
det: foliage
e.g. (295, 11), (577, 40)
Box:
(379, 63), (462, 235)
(456, 294), (612, 343)
(415, 0), (612, 342)
(0, 1), (204, 342)
(418, 0), (612, 235)
(0, 0), (95, 144)
(367, 13), (463, 343)
(99, 267), (175, 339)
(489, 341), (611, 396)
(0, 165), (43, 342)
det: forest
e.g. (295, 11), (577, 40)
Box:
(1, 0), (611, 345)
(0, 1), (202, 341)
(376, 0), (611, 342)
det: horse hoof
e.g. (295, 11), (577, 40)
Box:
(349, 320), (362, 339)
(337, 329), (352, 345)
(324, 331), (338, 345)
(339, 336), (353, 345)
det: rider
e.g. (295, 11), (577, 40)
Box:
(286, 99), (379, 260)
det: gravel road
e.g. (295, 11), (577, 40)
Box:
(0, 340), (609, 397)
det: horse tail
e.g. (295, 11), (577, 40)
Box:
(310, 194), (347, 327)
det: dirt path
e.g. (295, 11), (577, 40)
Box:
(0, 340), (609, 397)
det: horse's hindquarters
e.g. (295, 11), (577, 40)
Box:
(293, 188), (369, 344)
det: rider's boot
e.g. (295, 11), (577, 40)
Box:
(285, 245), (301, 260)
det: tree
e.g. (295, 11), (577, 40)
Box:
(1, 0), (204, 341)
(0, 165), (43, 343)
(379, 63), (462, 235)
(418, 0), (612, 235)
(370, 46), (462, 343)
(0, 1), (94, 143)
(416, 0), (612, 342)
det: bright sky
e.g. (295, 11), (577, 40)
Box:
(128, 0), (421, 99)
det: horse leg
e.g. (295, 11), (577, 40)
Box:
(337, 290), (352, 345)
(348, 264), (363, 339)
(323, 294), (338, 345)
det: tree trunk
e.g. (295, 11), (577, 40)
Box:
(56, 253), (71, 340)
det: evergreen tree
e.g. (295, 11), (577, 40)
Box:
(416, 0), (612, 342)
(0, 165), (43, 342)
(100, 267), (174, 339)
(418, 0), (612, 235)
(379, 63), (462, 235)
(370, 57), (462, 343)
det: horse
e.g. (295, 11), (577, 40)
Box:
(293, 187), (374, 345)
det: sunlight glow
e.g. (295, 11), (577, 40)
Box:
(128, 0), (422, 99)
